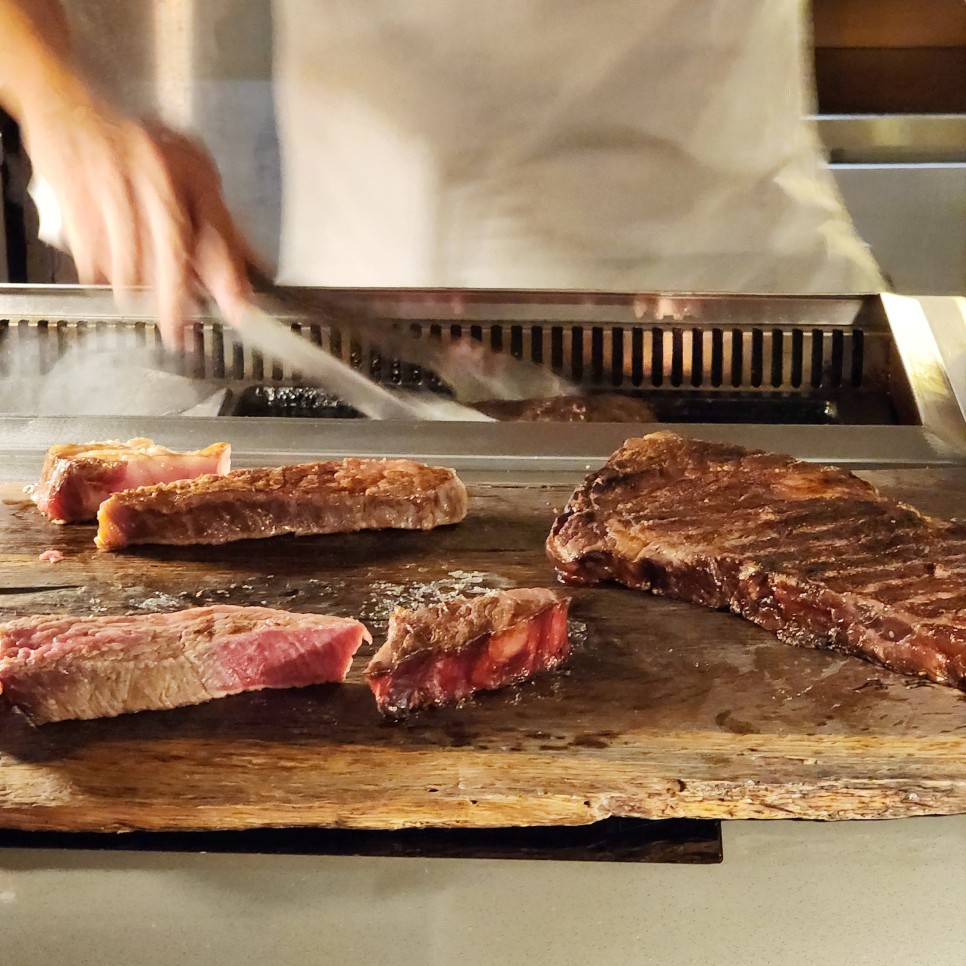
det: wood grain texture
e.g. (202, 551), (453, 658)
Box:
(2, 473), (966, 832)
(811, 0), (965, 113)
(813, 0), (966, 49)
(814, 48), (966, 114)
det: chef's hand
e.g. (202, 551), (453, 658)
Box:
(0, 1), (255, 349)
(26, 93), (256, 348)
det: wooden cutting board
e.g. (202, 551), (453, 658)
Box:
(1, 471), (965, 832)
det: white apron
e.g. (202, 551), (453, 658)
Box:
(273, 0), (884, 293)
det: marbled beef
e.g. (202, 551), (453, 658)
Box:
(0, 605), (370, 723)
(547, 432), (966, 689)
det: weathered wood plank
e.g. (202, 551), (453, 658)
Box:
(2, 473), (966, 831)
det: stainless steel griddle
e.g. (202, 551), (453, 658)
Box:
(1, 285), (965, 863)
(0, 286), (963, 475)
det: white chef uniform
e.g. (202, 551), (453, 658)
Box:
(273, 0), (884, 293)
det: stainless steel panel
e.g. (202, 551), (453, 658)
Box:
(830, 163), (966, 295)
(917, 296), (966, 419)
(0, 418), (960, 487)
(0, 286), (884, 392)
(817, 115), (966, 164)
(817, 115), (966, 296)
(1, 286), (963, 455)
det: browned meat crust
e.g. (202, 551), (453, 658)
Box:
(547, 431), (966, 689)
(96, 458), (468, 550)
(366, 588), (571, 716)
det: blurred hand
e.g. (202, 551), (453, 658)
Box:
(22, 87), (256, 348)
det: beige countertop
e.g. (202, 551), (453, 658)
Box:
(3, 816), (965, 966)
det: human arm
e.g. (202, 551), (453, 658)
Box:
(0, 0), (255, 347)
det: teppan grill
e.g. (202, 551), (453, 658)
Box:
(0, 286), (965, 863)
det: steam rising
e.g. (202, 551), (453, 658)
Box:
(0, 338), (222, 417)
(0, 313), (571, 420)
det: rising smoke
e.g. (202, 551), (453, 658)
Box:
(0, 333), (222, 416)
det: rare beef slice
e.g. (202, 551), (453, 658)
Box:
(366, 588), (571, 716)
(0, 606), (370, 723)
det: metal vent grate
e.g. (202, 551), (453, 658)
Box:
(402, 321), (867, 392)
(0, 315), (877, 395)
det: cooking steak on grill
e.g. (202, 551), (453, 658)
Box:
(475, 394), (656, 422)
(95, 458), (468, 551)
(547, 431), (966, 689)
(31, 438), (231, 523)
(0, 605), (370, 724)
(366, 588), (571, 717)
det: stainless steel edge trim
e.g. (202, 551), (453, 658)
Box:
(0, 419), (960, 486)
(0, 285), (869, 327)
(881, 294), (966, 452)
(915, 296), (966, 420)
(816, 114), (966, 164)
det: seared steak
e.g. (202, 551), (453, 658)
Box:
(366, 588), (571, 717)
(476, 394), (656, 423)
(0, 605), (370, 723)
(547, 431), (966, 689)
(96, 458), (468, 551)
(31, 438), (231, 523)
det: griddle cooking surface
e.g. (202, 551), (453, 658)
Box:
(1, 474), (965, 831)
(227, 386), (879, 424)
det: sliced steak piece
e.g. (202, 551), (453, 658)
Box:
(31, 438), (231, 523)
(95, 458), (468, 551)
(547, 431), (966, 689)
(366, 588), (571, 717)
(476, 394), (656, 423)
(0, 605), (370, 724)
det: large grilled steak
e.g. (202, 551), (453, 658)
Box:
(31, 438), (231, 523)
(96, 458), (468, 551)
(366, 588), (571, 717)
(546, 431), (966, 689)
(0, 605), (370, 723)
